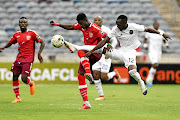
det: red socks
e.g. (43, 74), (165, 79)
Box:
(78, 50), (91, 73)
(13, 80), (20, 98)
(26, 77), (33, 86)
(78, 75), (88, 101)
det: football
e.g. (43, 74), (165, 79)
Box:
(51, 35), (65, 48)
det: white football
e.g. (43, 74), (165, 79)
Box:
(51, 35), (65, 48)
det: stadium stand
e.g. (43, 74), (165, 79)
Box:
(0, 0), (180, 62)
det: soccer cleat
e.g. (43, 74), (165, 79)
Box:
(30, 81), (35, 95)
(113, 69), (121, 82)
(84, 73), (94, 84)
(95, 96), (105, 100)
(139, 81), (147, 95)
(11, 98), (22, 103)
(64, 41), (77, 53)
(78, 104), (91, 110)
(146, 80), (153, 87)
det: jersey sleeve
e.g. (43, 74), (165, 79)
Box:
(9, 33), (17, 44)
(32, 31), (42, 43)
(132, 23), (145, 32)
(99, 29), (107, 38)
(108, 27), (116, 39)
(145, 33), (149, 39)
(73, 23), (81, 30)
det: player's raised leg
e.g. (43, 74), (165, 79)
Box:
(12, 73), (22, 103)
(64, 41), (103, 53)
(78, 50), (94, 83)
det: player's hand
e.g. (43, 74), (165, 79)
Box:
(50, 21), (55, 25)
(162, 33), (172, 41)
(85, 51), (93, 58)
(0, 48), (4, 52)
(0, 48), (4, 50)
(106, 44), (113, 52)
(38, 53), (43, 63)
(50, 21), (60, 26)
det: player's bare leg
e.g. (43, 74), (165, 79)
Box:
(128, 65), (147, 95)
(12, 73), (22, 103)
(146, 63), (157, 87)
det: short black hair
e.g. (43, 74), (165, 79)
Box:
(117, 15), (128, 21)
(153, 20), (159, 25)
(76, 13), (87, 22)
(19, 17), (27, 22)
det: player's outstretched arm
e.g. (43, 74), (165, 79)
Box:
(38, 40), (45, 63)
(50, 21), (74, 30)
(85, 37), (110, 57)
(145, 28), (172, 41)
(0, 43), (12, 51)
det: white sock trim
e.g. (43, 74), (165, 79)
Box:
(79, 85), (87, 89)
(13, 85), (20, 89)
(80, 57), (89, 63)
(107, 71), (116, 80)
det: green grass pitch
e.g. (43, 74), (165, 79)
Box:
(0, 84), (179, 120)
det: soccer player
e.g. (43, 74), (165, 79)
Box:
(92, 16), (120, 100)
(50, 13), (118, 109)
(64, 15), (171, 95)
(144, 21), (169, 87)
(0, 17), (45, 103)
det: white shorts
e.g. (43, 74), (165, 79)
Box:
(105, 47), (137, 68)
(148, 51), (161, 64)
(92, 54), (111, 73)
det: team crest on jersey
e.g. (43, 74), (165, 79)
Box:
(89, 32), (93, 38)
(26, 35), (31, 40)
(129, 30), (133, 34)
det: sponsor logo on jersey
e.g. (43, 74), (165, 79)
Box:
(99, 30), (105, 35)
(129, 30), (133, 34)
(26, 35), (31, 40)
(89, 32), (93, 38)
(36, 35), (41, 40)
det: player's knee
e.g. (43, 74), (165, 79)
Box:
(78, 50), (85, 58)
(101, 73), (108, 80)
(93, 72), (100, 80)
(128, 69), (137, 76)
(13, 73), (19, 81)
(21, 74), (27, 82)
(128, 65), (136, 71)
(152, 63), (158, 69)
